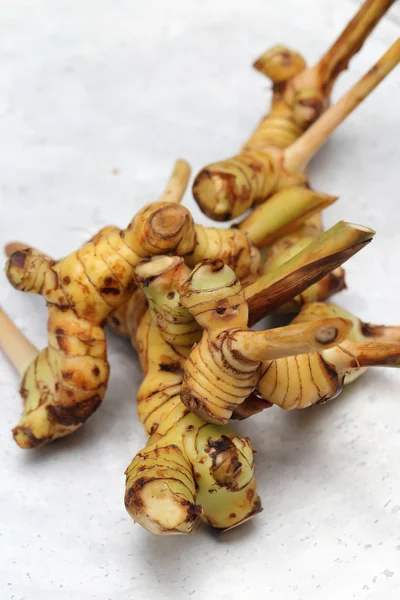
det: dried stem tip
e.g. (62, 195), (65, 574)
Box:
(245, 221), (375, 325)
(316, 0), (397, 92)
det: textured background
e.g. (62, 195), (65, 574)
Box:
(0, 1), (399, 598)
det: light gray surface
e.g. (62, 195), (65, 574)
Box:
(0, 1), (399, 599)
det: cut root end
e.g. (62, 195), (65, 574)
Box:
(125, 479), (199, 536)
(315, 326), (339, 345)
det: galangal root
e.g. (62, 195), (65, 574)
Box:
(0, 207), (377, 448)
(1, 0), (399, 539)
(122, 254), (399, 534)
(178, 260), (400, 425)
(1, 198), (197, 448)
(124, 257), (260, 534)
(193, 39), (400, 221)
(244, 302), (400, 416)
(249, 0), (396, 148)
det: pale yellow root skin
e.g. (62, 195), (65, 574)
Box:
(251, 0), (396, 139)
(126, 389), (260, 534)
(193, 33), (399, 221)
(4, 200), (198, 448)
(188, 224), (262, 281)
(178, 259), (351, 425)
(192, 147), (306, 221)
(256, 302), (400, 411)
(124, 258), (262, 535)
(284, 40), (400, 173)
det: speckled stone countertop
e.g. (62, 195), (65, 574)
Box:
(0, 1), (399, 598)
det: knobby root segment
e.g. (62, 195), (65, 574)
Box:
(192, 145), (306, 222)
(284, 39), (400, 172)
(177, 258), (350, 425)
(2, 181), (204, 449)
(6, 165), (349, 309)
(245, 221), (374, 326)
(253, 45), (306, 83)
(134, 256), (202, 347)
(254, 1), (395, 94)
(108, 287), (148, 341)
(4, 226), (262, 288)
(193, 35), (399, 221)
(0, 308), (39, 375)
(4, 196), (263, 289)
(157, 159), (191, 204)
(4, 227), (120, 260)
(261, 214), (346, 314)
(188, 223), (262, 281)
(251, 0), (395, 146)
(124, 255), (261, 535)
(3, 236), (149, 343)
(250, 0), (394, 148)
(255, 302), (400, 412)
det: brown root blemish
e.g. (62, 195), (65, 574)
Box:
(47, 395), (101, 425)
(9, 251), (27, 269)
(159, 361), (182, 373)
(187, 503), (202, 516)
(247, 489), (255, 501)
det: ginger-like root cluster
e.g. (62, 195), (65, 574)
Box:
(253, 302), (400, 412)
(178, 259), (351, 425)
(193, 1), (398, 221)
(4, 200), (196, 448)
(124, 256), (261, 534)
